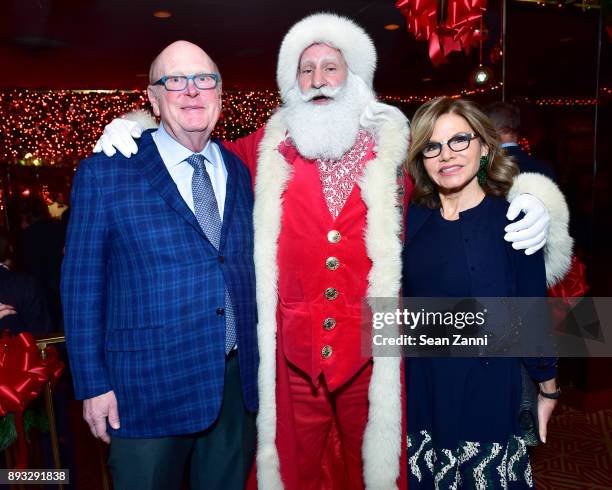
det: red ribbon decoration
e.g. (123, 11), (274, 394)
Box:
(0, 331), (64, 468)
(396, 0), (487, 65)
(396, 0), (438, 41)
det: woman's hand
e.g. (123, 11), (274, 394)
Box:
(537, 379), (559, 443)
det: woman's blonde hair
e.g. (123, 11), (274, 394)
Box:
(407, 97), (518, 208)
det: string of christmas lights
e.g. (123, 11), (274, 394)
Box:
(0, 90), (149, 166)
(0, 87), (608, 166)
(514, 0), (600, 10)
(513, 96), (598, 106)
(0, 89), (281, 166)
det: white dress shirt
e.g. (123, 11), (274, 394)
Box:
(152, 123), (228, 219)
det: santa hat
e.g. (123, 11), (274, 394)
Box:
(276, 13), (377, 103)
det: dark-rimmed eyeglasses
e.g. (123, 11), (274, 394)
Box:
(152, 73), (220, 91)
(422, 133), (479, 159)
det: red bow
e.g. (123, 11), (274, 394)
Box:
(396, 0), (438, 41)
(0, 331), (64, 468)
(396, 0), (487, 65)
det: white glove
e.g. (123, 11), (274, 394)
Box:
(504, 193), (550, 255)
(360, 100), (408, 134)
(93, 118), (143, 158)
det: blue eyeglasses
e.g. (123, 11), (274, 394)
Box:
(152, 73), (220, 91)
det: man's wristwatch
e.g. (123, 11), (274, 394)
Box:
(539, 387), (561, 400)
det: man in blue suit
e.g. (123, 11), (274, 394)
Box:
(485, 102), (557, 181)
(61, 41), (258, 490)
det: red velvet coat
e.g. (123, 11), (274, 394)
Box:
(225, 113), (409, 489)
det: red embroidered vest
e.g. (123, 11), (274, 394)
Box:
(276, 142), (376, 391)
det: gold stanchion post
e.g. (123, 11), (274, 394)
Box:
(35, 333), (65, 490)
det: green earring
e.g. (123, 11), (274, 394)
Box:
(477, 155), (489, 185)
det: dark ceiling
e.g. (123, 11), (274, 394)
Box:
(0, 0), (604, 95)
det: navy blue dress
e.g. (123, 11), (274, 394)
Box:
(402, 195), (557, 489)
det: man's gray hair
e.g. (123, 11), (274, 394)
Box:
(485, 102), (521, 134)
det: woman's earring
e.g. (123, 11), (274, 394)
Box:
(478, 155), (489, 185)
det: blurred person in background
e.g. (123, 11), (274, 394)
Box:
(485, 102), (556, 181)
(10, 194), (65, 330)
(0, 231), (52, 334)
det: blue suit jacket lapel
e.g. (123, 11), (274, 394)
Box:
(138, 131), (208, 242)
(216, 139), (238, 251)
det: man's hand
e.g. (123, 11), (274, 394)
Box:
(83, 390), (120, 443)
(93, 118), (143, 158)
(0, 302), (16, 319)
(504, 193), (550, 255)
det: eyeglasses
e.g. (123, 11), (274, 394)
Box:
(152, 73), (220, 91)
(421, 132), (479, 159)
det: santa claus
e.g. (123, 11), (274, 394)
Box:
(93, 12), (571, 490)
(248, 14), (407, 490)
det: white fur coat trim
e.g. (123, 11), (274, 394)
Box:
(253, 107), (409, 490)
(124, 110), (158, 130)
(252, 111), (290, 490)
(507, 172), (573, 287)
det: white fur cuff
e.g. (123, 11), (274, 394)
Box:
(507, 172), (574, 287)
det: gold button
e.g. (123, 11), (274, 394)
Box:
(327, 230), (341, 243)
(326, 257), (340, 271)
(324, 288), (338, 301)
(323, 317), (336, 331)
(321, 345), (333, 359)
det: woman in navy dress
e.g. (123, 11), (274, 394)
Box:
(403, 97), (559, 489)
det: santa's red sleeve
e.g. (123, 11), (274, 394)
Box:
(221, 126), (267, 181)
(403, 170), (414, 212)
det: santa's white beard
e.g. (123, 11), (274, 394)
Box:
(283, 72), (375, 160)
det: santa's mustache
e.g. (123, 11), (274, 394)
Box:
(299, 85), (343, 102)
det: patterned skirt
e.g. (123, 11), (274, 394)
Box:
(408, 430), (533, 489)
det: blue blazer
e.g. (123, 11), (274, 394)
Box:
(503, 145), (556, 182)
(61, 131), (258, 438)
